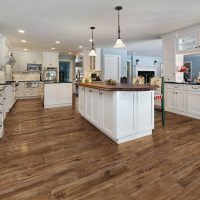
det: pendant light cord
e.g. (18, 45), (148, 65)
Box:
(91, 27), (95, 50)
(118, 9), (121, 39)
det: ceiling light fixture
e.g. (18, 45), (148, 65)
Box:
(114, 6), (126, 48)
(51, 47), (55, 50)
(18, 29), (25, 33)
(23, 49), (27, 51)
(21, 40), (26, 43)
(69, 52), (72, 55)
(88, 27), (96, 57)
(56, 41), (60, 44)
(89, 39), (93, 42)
(79, 45), (83, 49)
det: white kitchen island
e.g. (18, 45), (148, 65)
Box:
(78, 82), (156, 144)
(43, 82), (72, 108)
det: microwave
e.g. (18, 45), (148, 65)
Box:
(27, 64), (42, 71)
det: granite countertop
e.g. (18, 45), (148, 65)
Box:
(165, 81), (200, 85)
(78, 82), (157, 91)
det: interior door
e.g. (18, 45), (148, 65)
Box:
(104, 55), (121, 82)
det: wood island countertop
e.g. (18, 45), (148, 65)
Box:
(78, 82), (157, 91)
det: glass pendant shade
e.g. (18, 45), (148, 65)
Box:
(88, 49), (96, 56)
(114, 38), (126, 48)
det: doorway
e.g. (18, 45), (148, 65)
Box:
(59, 61), (71, 82)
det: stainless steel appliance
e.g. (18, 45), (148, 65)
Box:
(43, 68), (57, 82)
(27, 64), (42, 72)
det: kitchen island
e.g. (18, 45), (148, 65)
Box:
(43, 82), (72, 108)
(78, 82), (156, 144)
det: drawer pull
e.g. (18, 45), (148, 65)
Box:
(89, 90), (92, 93)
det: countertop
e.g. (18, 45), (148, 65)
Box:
(165, 81), (200, 85)
(43, 81), (72, 84)
(78, 82), (157, 91)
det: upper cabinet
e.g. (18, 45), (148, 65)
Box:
(27, 52), (42, 64)
(15, 51), (42, 72)
(176, 32), (199, 54)
(42, 52), (59, 68)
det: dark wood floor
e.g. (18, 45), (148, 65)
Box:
(0, 98), (200, 199)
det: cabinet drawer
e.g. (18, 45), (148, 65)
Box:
(166, 84), (186, 90)
(187, 85), (200, 92)
(24, 88), (39, 96)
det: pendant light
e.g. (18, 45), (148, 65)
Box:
(88, 26), (97, 56)
(114, 6), (126, 48)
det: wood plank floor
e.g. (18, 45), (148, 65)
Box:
(1, 98), (200, 200)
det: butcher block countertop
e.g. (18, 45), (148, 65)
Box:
(78, 82), (157, 91)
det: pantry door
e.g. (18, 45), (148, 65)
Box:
(104, 55), (121, 82)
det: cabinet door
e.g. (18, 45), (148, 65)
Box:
(18, 53), (28, 72)
(50, 53), (59, 67)
(99, 90), (115, 138)
(166, 89), (176, 110)
(43, 54), (51, 68)
(187, 91), (200, 116)
(91, 89), (99, 127)
(177, 33), (198, 53)
(163, 58), (175, 77)
(163, 39), (176, 59)
(85, 88), (93, 120)
(79, 86), (85, 116)
(176, 90), (186, 112)
(28, 52), (42, 64)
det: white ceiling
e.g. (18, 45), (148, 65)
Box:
(0, 0), (200, 56)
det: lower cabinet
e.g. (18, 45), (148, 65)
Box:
(79, 87), (154, 142)
(187, 90), (200, 116)
(99, 90), (115, 138)
(165, 83), (200, 118)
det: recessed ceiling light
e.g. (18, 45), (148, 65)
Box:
(21, 40), (26, 43)
(79, 45), (83, 48)
(51, 47), (55, 50)
(18, 29), (25, 33)
(80, 53), (84, 56)
(89, 39), (93, 42)
(23, 49), (27, 51)
(56, 41), (60, 44)
(68, 52), (72, 55)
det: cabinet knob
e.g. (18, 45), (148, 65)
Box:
(89, 90), (92, 93)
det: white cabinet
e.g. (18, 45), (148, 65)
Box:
(187, 85), (200, 116)
(99, 90), (115, 138)
(78, 86), (154, 143)
(165, 84), (187, 112)
(85, 88), (93, 120)
(42, 52), (59, 68)
(79, 86), (85, 116)
(165, 83), (200, 119)
(18, 52), (28, 72)
(166, 89), (176, 110)
(27, 52), (42, 64)
(187, 91), (200, 116)
(15, 51), (42, 72)
(162, 38), (176, 78)
(176, 32), (199, 54)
